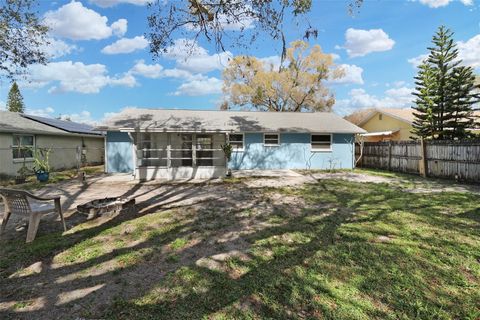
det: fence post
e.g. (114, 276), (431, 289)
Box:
(419, 138), (428, 177)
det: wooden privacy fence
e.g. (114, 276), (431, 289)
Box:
(355, 140), (480, 183)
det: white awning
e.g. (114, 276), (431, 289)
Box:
(360, 129), (399, 137)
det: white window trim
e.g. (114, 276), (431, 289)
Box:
(263, 133), (280, 147)
(229, 133), (245, 152)
(311, 133), (332, 152)
(12, 134), (35, 161)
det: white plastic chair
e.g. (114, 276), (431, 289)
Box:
(0, 188), (66, 243)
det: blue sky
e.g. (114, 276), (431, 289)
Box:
(0, 0), (479, 124)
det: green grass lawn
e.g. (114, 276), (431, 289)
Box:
(0, 176), (479, 319)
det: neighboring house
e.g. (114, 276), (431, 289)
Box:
(97, 108), (365, 180)
(345, 108), (480, 142)
(0, 111), (104, 177)
(345, 108), (415, 142)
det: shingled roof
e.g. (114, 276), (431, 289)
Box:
(97, 108), (366, 134)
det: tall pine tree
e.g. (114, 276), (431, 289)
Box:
(6, 82), (25, 113)
(412, 63), (437, 139)
(445, 66), (478, 139)
(412, 26), (480, 140)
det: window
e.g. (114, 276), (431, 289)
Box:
(12, 135), (34, 160)
(311, 134), (332, 151)
(379, 114), (383, 120)
(229, 133), (244, 151)
(264, 133), (279, 146)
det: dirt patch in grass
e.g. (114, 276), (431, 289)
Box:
(311, 171), (394, 184)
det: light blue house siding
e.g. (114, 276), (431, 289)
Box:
(106, 131), (134, 173)
(229, 133), (355, 170)
(106, 131), (355, 173)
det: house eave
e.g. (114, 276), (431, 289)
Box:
(101, 127), (366, 134)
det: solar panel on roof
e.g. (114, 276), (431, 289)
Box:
(22, 114), (100, 135)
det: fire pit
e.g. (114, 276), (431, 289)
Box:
(77, 197), (135, 219)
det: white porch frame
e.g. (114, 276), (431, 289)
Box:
(133, 132), (227, 180)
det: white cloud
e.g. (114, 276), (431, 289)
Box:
(42, 38), (78, 59)
(417, 0), (473, 8)
(177, 52), (231, 73)
(457, 34), (480, 68)
(128, 60), (204, 81)
(26, 61), (136, 94)
(174, 77), (223, 96)
(111, 19), (128, 37)
(27, 109), (101, 126)
(259, 55), (282, 70)
(129, 60), (163, 78)
(335, 87), (414, 114)
(331, 64), (364, 85)
(44, 1), (127, 40)
(407, 54), (429, 68)
(58, 110), (98, 125)
(89, 0), (150, 8)
(330, 53), (341, 61)
(101, 36), (149, 54)
(392, 80), (407, 88)
(109, 74), (138, 87)
(408, 34), (480, 69)
(339, 28), (395, 58)
(126, 59), (220, 97)
(26, 107), (56, 117)
(162, 68), (204, 81)
(163, 39), (232, 73)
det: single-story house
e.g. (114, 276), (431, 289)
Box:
(0, 111), (104, 177)
(344, 108), (416, 142)
(97, 108), (365, 180)
(345, 108), (480, 142)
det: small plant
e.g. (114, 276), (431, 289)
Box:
(221, 142), (233, 177)
(32, 148), (52, 182)
(33, 148), (51, 173)
(221, 142), (233, 161)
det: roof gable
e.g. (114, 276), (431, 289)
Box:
(347, 108), (414, 127)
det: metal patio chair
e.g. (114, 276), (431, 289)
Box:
(0, 188), (67, 243)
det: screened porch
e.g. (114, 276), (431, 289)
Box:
(131, 132), (227, 180)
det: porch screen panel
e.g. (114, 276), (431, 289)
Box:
(136, 132), (168, 167)
(212, 134), (226, 166)
(171, 133), (192, 167)
(196, 134), (213, 166)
